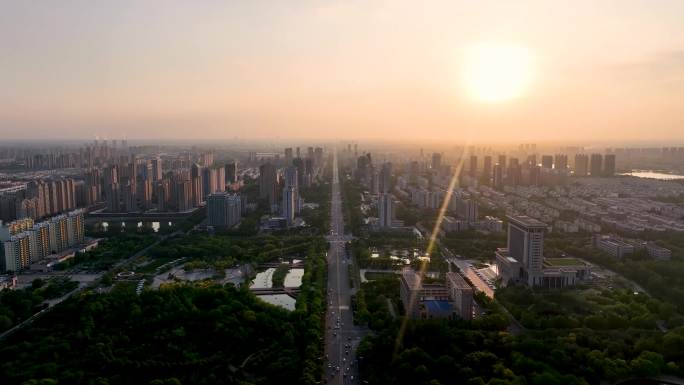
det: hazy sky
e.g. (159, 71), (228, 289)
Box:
(1, 0), (683, 143)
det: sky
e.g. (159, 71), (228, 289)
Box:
(1, 0), (683, 144)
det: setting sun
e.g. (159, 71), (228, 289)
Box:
(463, 43), (535, 103)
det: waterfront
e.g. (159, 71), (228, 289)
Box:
(622, 170), (684, 180)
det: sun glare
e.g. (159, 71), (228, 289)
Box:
(463, 43), (534, 103)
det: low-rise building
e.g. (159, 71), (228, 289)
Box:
(593, 234), (634, 258)
(645, 243), (672, 261)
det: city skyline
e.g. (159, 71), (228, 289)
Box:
(2, 1), (684, 143)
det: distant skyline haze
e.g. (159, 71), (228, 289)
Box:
(1, 0), (683, 143)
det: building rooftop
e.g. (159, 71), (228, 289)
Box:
(544, 257), (586, 267)
(423, 300), (453, 316)
(446, 272), (471, 289)
(507, 215), (547, 229)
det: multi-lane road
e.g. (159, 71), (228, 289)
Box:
(324, 150), (365, 385)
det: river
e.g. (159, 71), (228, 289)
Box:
(621, 170), (684, 180)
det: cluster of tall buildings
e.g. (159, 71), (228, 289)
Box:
(354, 154), (395, 229)
(257, 146), (323, 227)
(0, 178), (78, 222)
(1, 210), (85, 272)
(440, 152), (617, 190)
(98, 153), (237, 213)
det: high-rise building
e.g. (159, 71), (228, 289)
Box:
(207, 193), (242, 228)
(151, 156), (163, 181)
(507, 216), (546, 285)
(379, 193), (394, 228)
(469, 155), (477, 177)
(379, 162), (392, 193)
(497, 154), (507, 170)
(554, 154), (568, 171)
(283, 166), (299, 214)
(493, 164), (504, 190)
(574, 154), (589, 176)
(48, 214), (69, 254)
(225, 161), (238, 185)
(176, 179), (193, 212)
(541, 155), (553, 169)
(603, 154), (616, 177)
(259, 163), (278, 211)
(284, 148), (293, 165)
(3, 233), (30, 272)
(482, 156), (492, 184)
(282, 186), (296, 225)
(456, 199), (478, 223)
(370, 169), (379, 195)
(431, 153), (442, 170)
(590, 154), (603, 177)
(191, 163), (203, 207)
(27, 222), (50, 261)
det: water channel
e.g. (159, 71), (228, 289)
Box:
(250, 267), (304, 311)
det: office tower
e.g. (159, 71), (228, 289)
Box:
(431, 153), (442, 170)
(507, 216), (546, 280)
(469, 155), (477, 177)
(526, 154), (537, 168)
(379, 193), (394, 228)
(498, 154), (507, 170)
(190, 163), (203, 207)
(541, 155), (553, 169)
(225, 161), (238, 184)
(379, 162), (392, 193)
(258, 163), (278, 211)
(207, 193), (242, 228)
(3, 233), (30, 272)
(603, 154), (616, 177)
(493, 164), (504, 190)
(574, 154), (589, 176)
(282, 186), (296, 225)
(554, 154), (568, 171)
(445, 272), (473, 321)
(482, 156), (492, 184)
(590, 154), (603, 176)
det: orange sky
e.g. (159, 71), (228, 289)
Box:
(1, 1), (683, 144)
